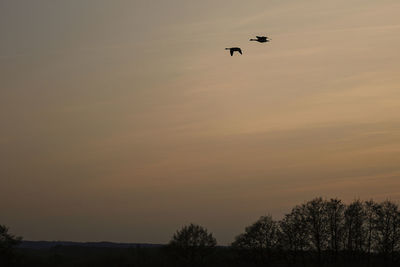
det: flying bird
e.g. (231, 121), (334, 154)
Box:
(225, 47), (242, 56)
(250, 36), (271, 43)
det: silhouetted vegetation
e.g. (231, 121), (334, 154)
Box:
(168, 223), (217, 266)
(230, 198), (400, 267)
(232, 215), (278, 265)
(4, 197), (400, 266)
(0, 225), (22, 266)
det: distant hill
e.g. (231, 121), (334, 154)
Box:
(19, 240), (164, 249)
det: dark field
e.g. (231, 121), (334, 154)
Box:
(9, 245), (400, 267)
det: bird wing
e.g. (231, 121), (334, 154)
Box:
(230, 50), (233, 56)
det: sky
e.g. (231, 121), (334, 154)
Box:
(1, 0), (400, 245)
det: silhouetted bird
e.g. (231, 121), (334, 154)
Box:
(225, 47), (242, 56)
(250, 36), (270, 43)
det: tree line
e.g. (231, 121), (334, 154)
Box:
(170, 198), (400, 266)
(2, 197), (400, 266)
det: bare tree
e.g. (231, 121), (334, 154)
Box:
(232, 215), (278, 265)
(169, 223), (216, 266)
(326, 198), (345, 262)
(344, 200), (366, 254)
(0, 225), (22, 266)
(374, 200), (400, 264)
(304, 197), (329, 264)
(364, 200), (379, 255)
(278, 205), (309, 266)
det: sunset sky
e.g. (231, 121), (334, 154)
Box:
(1, 0), (400, 244)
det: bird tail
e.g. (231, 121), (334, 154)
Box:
(249, 39), (256, 41)
(225, 48), (230, 50)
